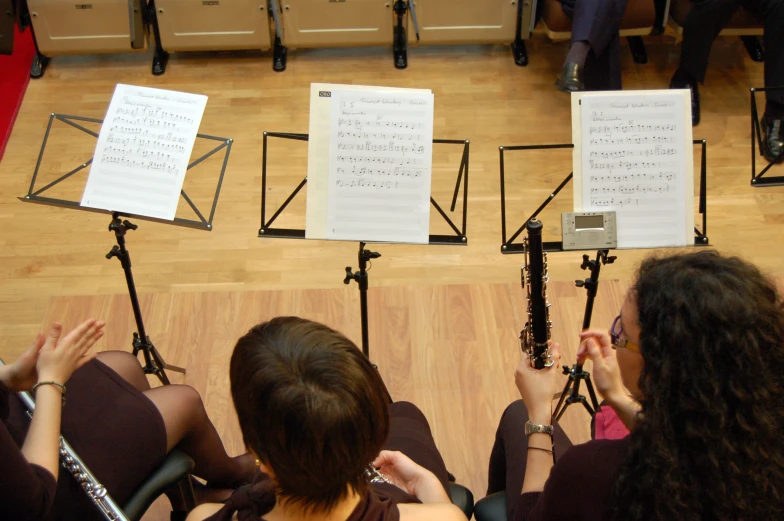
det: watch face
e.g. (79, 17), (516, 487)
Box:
(526, 421), (552, 435)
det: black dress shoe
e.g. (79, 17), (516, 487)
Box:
(555, 63), (584, 93)
(670, 73), (700, 126)
(761, 117), (784, 164)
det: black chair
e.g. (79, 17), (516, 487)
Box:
(449, 482), (475, 519)
(474, 491), (507, 521)
(123, 449), (196, 521)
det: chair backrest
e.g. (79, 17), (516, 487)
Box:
(668, 0), (764, 38)
(473, 490), (507, 521)
(540, 0), (657, 40)
(449, 482), (475, 519)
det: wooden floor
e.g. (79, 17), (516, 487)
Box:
(1, 33), (783, 361)
(41, 280), (627, 519)
(1, 30), (783, 519)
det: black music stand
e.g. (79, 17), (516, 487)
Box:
(259, 131), (469, 358)
(499, 140), (710, 253)
(750, 86), (784, 187)
(20, 113), (232, 384)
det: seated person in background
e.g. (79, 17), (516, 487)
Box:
(1, 320), (257, 521)
(554, 0), (631, 92)
(670, 0), (783, 162)
(188, 316), (466, 521)
(488, 250), (784, 520)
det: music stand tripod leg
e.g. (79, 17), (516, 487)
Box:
(553, 249), (613, 421)
(106, 213), (185, 385)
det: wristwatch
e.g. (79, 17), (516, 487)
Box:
(525, 420), (553, 437)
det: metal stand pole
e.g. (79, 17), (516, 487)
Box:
(344, 242), (381, 358)
(106, 213), (185, 385)
(552, 249), (615, 421)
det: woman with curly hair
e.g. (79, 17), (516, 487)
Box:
(488, 250), (784, 520)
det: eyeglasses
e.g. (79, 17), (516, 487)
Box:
(610, 315), (639, 353)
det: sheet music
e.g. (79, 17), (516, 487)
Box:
(310, 86), (434, 243)
(573, 91), (694, 248)
(81, 84), (208, 220)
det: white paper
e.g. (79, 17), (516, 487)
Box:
(306, 83), (434, 240)
(81, 84), (208, 221)
(573, 90), (694, 249)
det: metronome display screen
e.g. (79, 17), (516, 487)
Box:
(574, 214), (605, 230)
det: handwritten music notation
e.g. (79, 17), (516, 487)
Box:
(590, 184), (673, 196)
(326, 88), (434, 244)
(588, 172), (675, 183)
(335, 155), (422, 166)
(336, 165), (423, 179)
(81, 84), (208, 221)
(589, 134), (676, 146)
(336, 141), (425, 156)
(578, 92), (691, 248)
(589, 196), (640, 208)
(335, 179), (399, 189)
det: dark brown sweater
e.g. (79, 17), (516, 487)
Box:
(514, 438), (630, 521)
(0, 382), (58, 521)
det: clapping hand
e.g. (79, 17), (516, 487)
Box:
(35, 319), (106, 385)
(3, 333), (46, 392)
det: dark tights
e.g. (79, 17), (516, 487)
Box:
(95, 352), (256, 495)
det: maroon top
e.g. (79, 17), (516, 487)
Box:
(0, 382), (58, 521)
(514, 438), (630, 521)
(0, 360), (168, 521)
(204, 474), (420, 521)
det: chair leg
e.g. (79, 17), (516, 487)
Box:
(178, 475), (197, 511)
(626, 36), (648, 64)
(740, 35), (764, 62)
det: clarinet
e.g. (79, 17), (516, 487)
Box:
(520, 219), (554, 369)
(0, 360), (130, 521)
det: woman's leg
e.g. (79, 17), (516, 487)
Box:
(96, 351), (151, 392)
(142, 384), (256, 486)
(487, 400), (572, 520)
(96, 351), (255, 487)
(383, 401), (451, 493)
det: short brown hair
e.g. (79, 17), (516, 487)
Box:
(230, 317), (390, 513)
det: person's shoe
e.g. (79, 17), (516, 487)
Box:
(670, 72), (700, 126)
(761, 116), (784, 164)
(555, 63), (584, 93)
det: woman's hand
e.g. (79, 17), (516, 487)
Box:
(576, 329), (625, 403)
(372, 450), (450, 504)
(515, 341), (562, 419)
(36, 319), (105, 384)
(1, 333), (46, 391)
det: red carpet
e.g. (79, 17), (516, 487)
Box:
(0, 25), (36, 162)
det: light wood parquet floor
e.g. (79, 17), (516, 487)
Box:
(1, 28), (783, 519)
(2, 32), (783, 360)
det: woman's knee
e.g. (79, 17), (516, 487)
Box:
(390, 401), (429, 425)
(96, 351), (148, 390)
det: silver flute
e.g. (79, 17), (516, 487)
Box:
(0, 359), (129, 521)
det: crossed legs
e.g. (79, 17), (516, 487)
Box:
(95, 352), (256, 493)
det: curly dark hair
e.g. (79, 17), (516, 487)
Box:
(610, 250), (784, 520)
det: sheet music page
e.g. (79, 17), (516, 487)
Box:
(305, 84), (433, 240)
(81, 84), (208, 220)
(573, 90), (694, 248)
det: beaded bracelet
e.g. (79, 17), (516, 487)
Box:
(32, 381), (66, 406)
